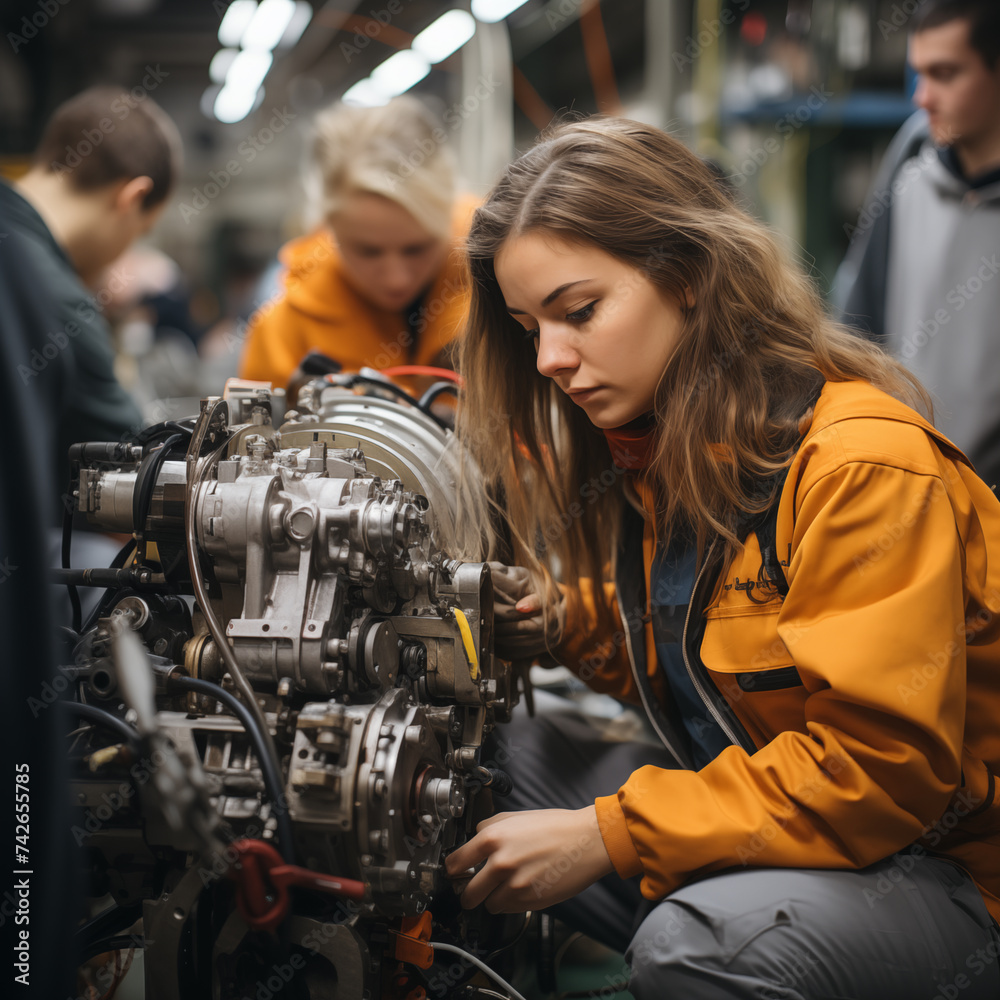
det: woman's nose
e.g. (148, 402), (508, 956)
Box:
(534, 325), (579, 379)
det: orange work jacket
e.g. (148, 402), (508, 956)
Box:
(238, 197), (477, 388)
(557, 380), (1000, 923)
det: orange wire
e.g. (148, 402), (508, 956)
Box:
(380, 366), (463, 384)
(512, 66), (556, 130)
(579, 0), (623, 113)
(321, 12), (414, 51)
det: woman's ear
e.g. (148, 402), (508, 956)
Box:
(682, 286), (696, 310)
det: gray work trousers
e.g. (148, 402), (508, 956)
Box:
(493, 692), (1000, 1000)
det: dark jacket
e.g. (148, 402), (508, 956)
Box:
(0, 180), (143, 494)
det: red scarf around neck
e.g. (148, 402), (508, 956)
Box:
(603, 416), (657, 471)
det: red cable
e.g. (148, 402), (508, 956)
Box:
(380, 366), (463, 385)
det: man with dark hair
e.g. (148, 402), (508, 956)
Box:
(0, 85), (182, 488)
(0, 86), (179, 996)
(834, 0), (1000, 491)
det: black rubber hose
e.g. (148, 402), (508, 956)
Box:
(537, 912), (558, 994)
(337, 373), (451, 431)
(78, 935), (145, 963)
(81, 539), (138, 633)
(133, 433), (183, 537)
(133, 418), (195, 446)
(299, 351), (342, 376)
(52, 568), (159, 589)
(417, 381), (459, 412)
(167, 675), (295, 865)
(68, 702), (140, 748)
(61, 498), (82, 634)
(482, 767), (514, 797)
(67, 441), (140, 465)
(345, 373), (422, 406)
(74, 901), (144, 955)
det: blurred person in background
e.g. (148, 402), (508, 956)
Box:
(0, 184), (77, 1000)
(238, 96), (475, 392)
(0, 84), (177, 996)
(1, 85), (181, 493)
(834, 0), (1000, 491)
(97, 244), (207, 414)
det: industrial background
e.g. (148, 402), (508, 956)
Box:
(0, 0), (921, 422)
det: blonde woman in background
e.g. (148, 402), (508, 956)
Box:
(239, 97), (475, 388)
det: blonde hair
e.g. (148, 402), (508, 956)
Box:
(310, 96), (455, 239)
(458, 116), (930, 633)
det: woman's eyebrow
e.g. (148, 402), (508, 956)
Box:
(506, 279), (592, 314)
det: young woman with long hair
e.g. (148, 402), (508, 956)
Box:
(448, 117), (1000, 999)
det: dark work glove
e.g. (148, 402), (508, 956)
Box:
(489, 562), (566, 661)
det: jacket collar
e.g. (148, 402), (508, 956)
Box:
(806, 379), (971, 466)
(0, 180), (71, 266)
(938, 145), (1000, 192)
(922, 143), (1000, 204)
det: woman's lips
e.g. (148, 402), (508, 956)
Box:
(567, 386), (604, 404)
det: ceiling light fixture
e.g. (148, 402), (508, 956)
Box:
(412, 9), (476, 63)
(218, 0), (257, 47)
(470, 0), (530, 24)
(369, 49), (431, 97)
(241, 0), (296, 51)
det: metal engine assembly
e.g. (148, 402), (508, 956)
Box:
(63, 376), (520, 1000)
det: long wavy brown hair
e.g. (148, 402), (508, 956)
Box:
(457, 116), (929, 633)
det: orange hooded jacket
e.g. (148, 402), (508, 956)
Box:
(238, 197), (477, 388)
(556, 380), (1000, 923)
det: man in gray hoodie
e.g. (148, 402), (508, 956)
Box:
(834, 0), (1000, 491)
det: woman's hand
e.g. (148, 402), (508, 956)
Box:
(444, 806), (614, 913)
(490, 562), (566, 660)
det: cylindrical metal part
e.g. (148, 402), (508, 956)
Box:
(82, 460), (188, 534)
